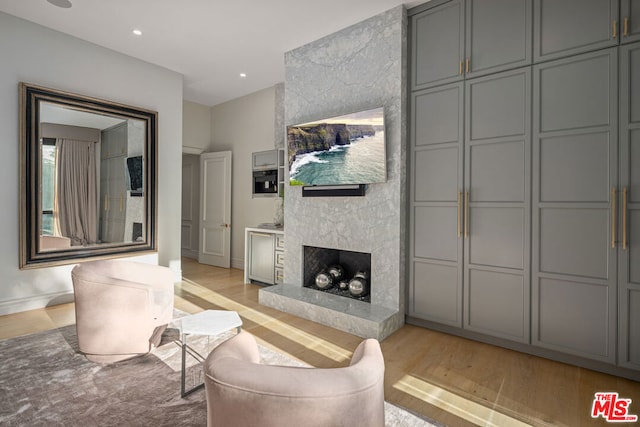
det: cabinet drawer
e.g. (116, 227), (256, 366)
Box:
(275, 250), (285, 268)
(275, 267), (284, 285)
(275, 234), (285, 250)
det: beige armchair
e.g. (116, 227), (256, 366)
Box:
(204, 331), (385, 427)
(71, 259), (174, 363)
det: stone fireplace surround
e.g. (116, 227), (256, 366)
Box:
(258, 6), (406, 342)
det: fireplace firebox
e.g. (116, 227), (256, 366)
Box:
(303, 245), (371, 303)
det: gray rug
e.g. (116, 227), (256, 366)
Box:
(0, 316), (437, 427)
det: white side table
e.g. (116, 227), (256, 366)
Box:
(176, 310), (243, 397)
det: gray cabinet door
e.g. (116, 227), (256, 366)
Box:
(621, 0), (640, 44)
(532, 49), (618, 363)
(463, 68), (531, 342)
(411, 0), (464, 90)
(618, 42), (640, 369)
(465, 0), (532, 78)
(533, 0), (618, 63)
(410, 83), (464, 327)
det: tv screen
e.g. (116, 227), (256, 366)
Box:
(287, 107), (386, 186)
(126, 155), (143, 194)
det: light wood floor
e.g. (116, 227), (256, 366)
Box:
(1, 258), (638, 426)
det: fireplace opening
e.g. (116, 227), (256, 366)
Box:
(303, 245), (371, 303)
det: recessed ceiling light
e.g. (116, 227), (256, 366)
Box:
(46, 0), (72, 8)
(133, 29), (142, 36)
(240, 73), (247, 78)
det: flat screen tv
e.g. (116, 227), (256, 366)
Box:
(287, 107), (386, 187)
(126, 155), (144, 196)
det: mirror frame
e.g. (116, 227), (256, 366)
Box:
(19, 82), (158, 269)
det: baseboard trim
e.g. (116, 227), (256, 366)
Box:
(231, 257), (244, 270)
(0, 291), (74, 316)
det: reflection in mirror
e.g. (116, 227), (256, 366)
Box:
(20, 83), (157, 268)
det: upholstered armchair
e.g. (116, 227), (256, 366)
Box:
(71, 259), (174, 363)
(204, 331), (385, 427)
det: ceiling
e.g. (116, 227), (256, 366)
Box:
(0, 0), (425, 107)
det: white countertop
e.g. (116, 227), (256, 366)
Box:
(246, 225), (284, 234)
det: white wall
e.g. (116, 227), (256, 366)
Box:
(183, 100), (212, 153)
(210, 87), (279, 268)
(0, 12), (184, 314)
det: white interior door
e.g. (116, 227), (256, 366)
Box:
(198, 151), (232, 267)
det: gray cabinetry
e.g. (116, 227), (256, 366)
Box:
(532, 48), (618, 363)
(533, 0), (618, 62)
(621, 0), (640, 44)
(411, 0), (464, 89)
(100, 123), (127, 243)
(411, 0), (531, 90)
(618, 42), (640, 369)
(463, 68), (531, 342)
(465, 0), (532, 78)
(410, 82), (464, 326)
(410, 68), (531, 341)
(409, 0), (640, 377)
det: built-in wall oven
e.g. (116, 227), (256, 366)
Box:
(252, 149), (278, 197)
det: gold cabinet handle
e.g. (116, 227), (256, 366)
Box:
(624, 17), (629, 37)
(465, 58), (470, 74)
(457, 191), (462, 238)
(459, 60), (463, 75)
(613, 19), (618, 38)
(120, 194), (123, 212)
(104, 195), (108, 211)
(464, 191), (469, 239)
(612, 187), (617, 249)
(623, 187), (628, 250)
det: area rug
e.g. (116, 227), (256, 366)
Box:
(0, 314), (438, 427)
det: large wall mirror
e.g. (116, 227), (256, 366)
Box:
(19, 83), (157, 269)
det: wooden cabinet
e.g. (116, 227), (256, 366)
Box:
(244, 228), (284, 285)
(533, 0), (618, 62)
(411, 0), (531, 90)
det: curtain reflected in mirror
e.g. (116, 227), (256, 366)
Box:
(20, 83), (157, 268)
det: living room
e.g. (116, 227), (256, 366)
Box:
(1, 0), (640, 426)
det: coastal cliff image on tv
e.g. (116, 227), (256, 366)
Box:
(287, 107), (386, 186)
